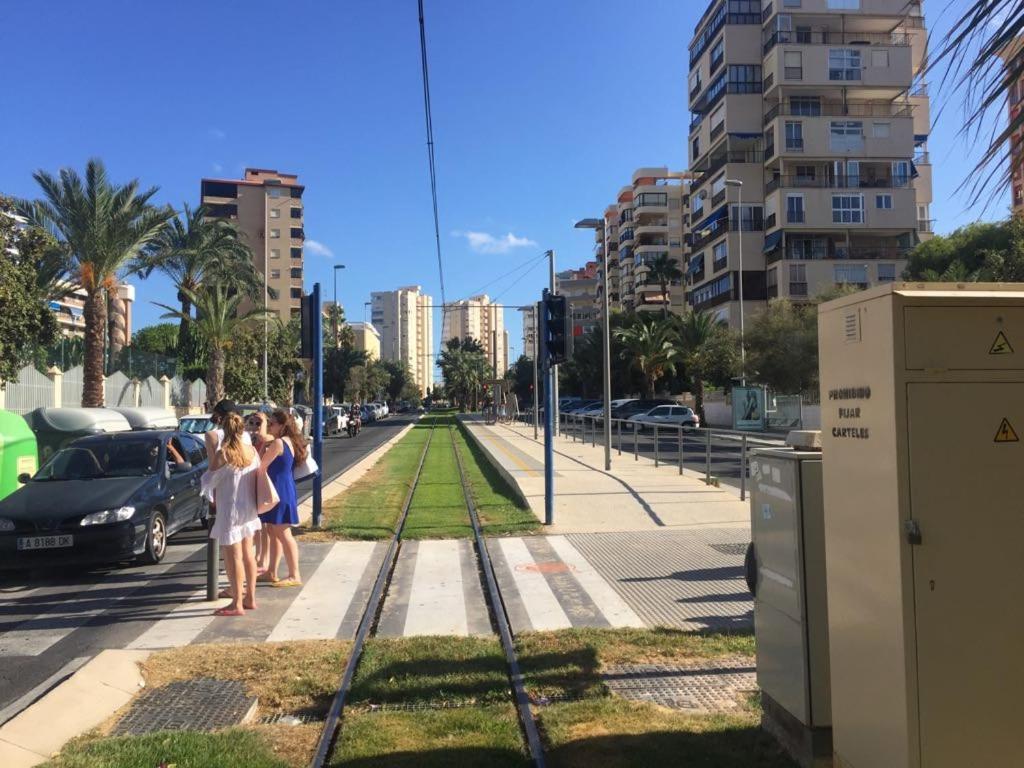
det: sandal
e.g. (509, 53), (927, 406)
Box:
(218, 589), (232, 599)
(214, 607), (244, 617)
(271, 579), (302, 588)
(256, 573), (279, 584)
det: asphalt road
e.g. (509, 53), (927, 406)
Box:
(0, 415), (415, 721)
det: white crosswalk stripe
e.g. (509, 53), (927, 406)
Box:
(402, 540), (468, 636)
(127, 588), (229, 650)
(496, 537), (571, 631)
(0, 543), (204, 657)
(266, 541), (377, 642)
(546, 535), (645, 628)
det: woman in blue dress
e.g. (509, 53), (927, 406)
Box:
(257, 409), (306, 586)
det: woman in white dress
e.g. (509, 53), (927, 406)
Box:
(206, 412), (262, 616)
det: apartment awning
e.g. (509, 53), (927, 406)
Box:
(692, 205), (727, 235)
(910, 161), (919, 178)
(914, 134), (928, 144)
(763, 230), (784, 254)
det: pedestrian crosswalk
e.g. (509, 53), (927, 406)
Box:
(0, 532), (749, 659)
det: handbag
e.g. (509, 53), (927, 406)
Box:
(293, 452), (318, 482)
(256, 467), (280, 515)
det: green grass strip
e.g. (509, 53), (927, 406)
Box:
(41, 729), (289, 768)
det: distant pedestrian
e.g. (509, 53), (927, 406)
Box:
(205, 412), (262, 616)
(257, 409), (305, 587)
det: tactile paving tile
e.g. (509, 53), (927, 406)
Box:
(602, 656), (757, 713)
(112, 678), (256, 735)
(566, 529), (753, 631)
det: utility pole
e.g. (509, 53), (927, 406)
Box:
(540, 289), (554, 525)
(310, 283), (324, 527)
(263, 197), (269, 402)
(548, 250), (559, 436)
(533, 305), (539, 440)
(333, 264), (346, 349)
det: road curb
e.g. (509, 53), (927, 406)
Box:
(0, 649), (150, 767)
(456, 416), (534, 513)
(298, 418), (420, 525)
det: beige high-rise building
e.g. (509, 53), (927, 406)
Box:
(685, 0), (932, 324)
(371, 286), (434, 395)
(349, 322), (381, 361)
(520, 305), (538, 360)
(200, 168), (305, 322)
(556, 263), (600, 338)
(595, 168), (687, 315)
(441, 294), (508, 376)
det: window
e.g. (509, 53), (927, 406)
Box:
(789, 237), (828, 260)
(290, 187), (303, 198)
(712, 240), (727, 268)
(795, 165), (816, 183)
(201, 181), (237, 198)
(270, 269), (281, 279)
(832, 195), (864, 223)
(830, 121), (864, 152)
(269, 228), (280, 239)
(710, 39), (724, 70)
(783, 0), (801, 6)
(827, 0), (860, 8)
(692, 194), (705, 216)
(290, 207), (302, 219)
(872, 122), (891, 138)
(290, 288), (302, 299)
(828, 49), (861, 81)
(180, 435), (206, 466)
(290, 227), (304, 239)
(689, 69), (702, 96)
(728, 64), (762, 93)
(205, 203), (237, 218)
(692, 137), (701, 159)
(871, 49), (889, 68)
(268, 188), (284, 198)
(835, 265), (868, 285)
(878, 263), (896, 282)
(730, 204), (764, 231)
(876, 194), (893, 209)
(269, 208), (280, 218)
(712, 174), (726, 196)
(892, 160), (911, 187)
(710, 105), (725, 134)
(785, 121), (804, 151)
(270, 248), (281, 259)
(789, 263), (808, 296)
(786, 194), (805, 223)
(767, 267), (778, 289)
(291, 247), (302, 259)
(290, 267), (302, 279)
(789, 96), (821, 116)
(784, 51), (802, 80)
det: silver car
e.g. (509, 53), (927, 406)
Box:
(628, 404), (700, 431)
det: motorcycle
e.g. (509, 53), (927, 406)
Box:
(347, 407), (362, 437)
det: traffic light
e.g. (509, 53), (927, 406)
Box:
(300, 291), (316, 359)
(542, 293), (571, 366)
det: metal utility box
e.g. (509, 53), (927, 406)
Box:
(818, 283), (1024, 768)
(748, 447), (830, 768)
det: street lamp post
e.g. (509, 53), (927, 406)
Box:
(575, 218), (612, 471)
(332, 264), (346, 349)
(724, 179), (746, 385)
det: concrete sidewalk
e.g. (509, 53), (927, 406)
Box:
(460, 417), (750, 534)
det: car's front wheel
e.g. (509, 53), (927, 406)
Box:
(138, 511), (167, 565)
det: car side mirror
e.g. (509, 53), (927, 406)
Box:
(17, 473), (31, 484)
(171, 461), (193, 473)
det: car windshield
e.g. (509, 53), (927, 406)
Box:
(35, 439), (163, 480)
(179, 417), (213, 434)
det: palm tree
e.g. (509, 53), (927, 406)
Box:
(142, 204), (258, 356)
(18, 159), (171, 406)
(675, 310), (735, 426)
(643, 254), (684, 319)
(615, 315), (680, 398)
(156, 283), (271, 404)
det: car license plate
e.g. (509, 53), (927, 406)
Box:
(17, 535), (73, 551)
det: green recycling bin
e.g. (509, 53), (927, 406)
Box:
(0, 410), (38, 502)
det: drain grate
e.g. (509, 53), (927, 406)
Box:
(708, 542), (749, 557)
(113, 679), (257, 736)
(602, 657), (757, 713)
(260, 713), (324, 726)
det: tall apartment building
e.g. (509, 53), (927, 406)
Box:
(520, 305), (537, 360)
(685, 0), (932, 323)
(1001, 38), (1024, 214)
(200, 168), (305, 321)
(349, 322), (381, 361)
(556, 263), (600, 338)
(608, 168), (688, 314)
(371, 286), (434, 395)
(441, 294), (508, 376)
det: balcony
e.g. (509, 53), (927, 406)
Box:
(765, 212), (777, 229)
(764, 30), (910, 55)
(710, 121), (725, 140)
(634, 192), (668, 210)
(619, 228), (635, 245)
(692, 149), (764, 189)
(712, 189), (726, 207)
(767, 175), (911, 192)
(689, 2), (761, 66)
(764, 101), (914, 126)
(918, 218), (934, 233)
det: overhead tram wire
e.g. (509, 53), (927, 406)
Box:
(451, 250), (550, 306)
(418, 0), (447, 319)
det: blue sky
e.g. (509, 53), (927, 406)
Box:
(0, 0), (998, 377)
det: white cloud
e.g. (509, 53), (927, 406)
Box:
(453, 230), (538, 254)
(305, 239), (334, 258)
(208, 127), (226, 140)
(211, 163), (224, 173)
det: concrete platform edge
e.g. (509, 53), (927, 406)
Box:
(0, 649), (151, 767)
(456, 416), (534, 514)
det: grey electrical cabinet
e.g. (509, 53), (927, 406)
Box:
(748, 447), (830, 768)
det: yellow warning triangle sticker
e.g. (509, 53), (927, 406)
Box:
(989, 331), (1014, 355)
(994, 418), (1019, 443)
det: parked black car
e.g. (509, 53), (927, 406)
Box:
(0, 430), (210, 569)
